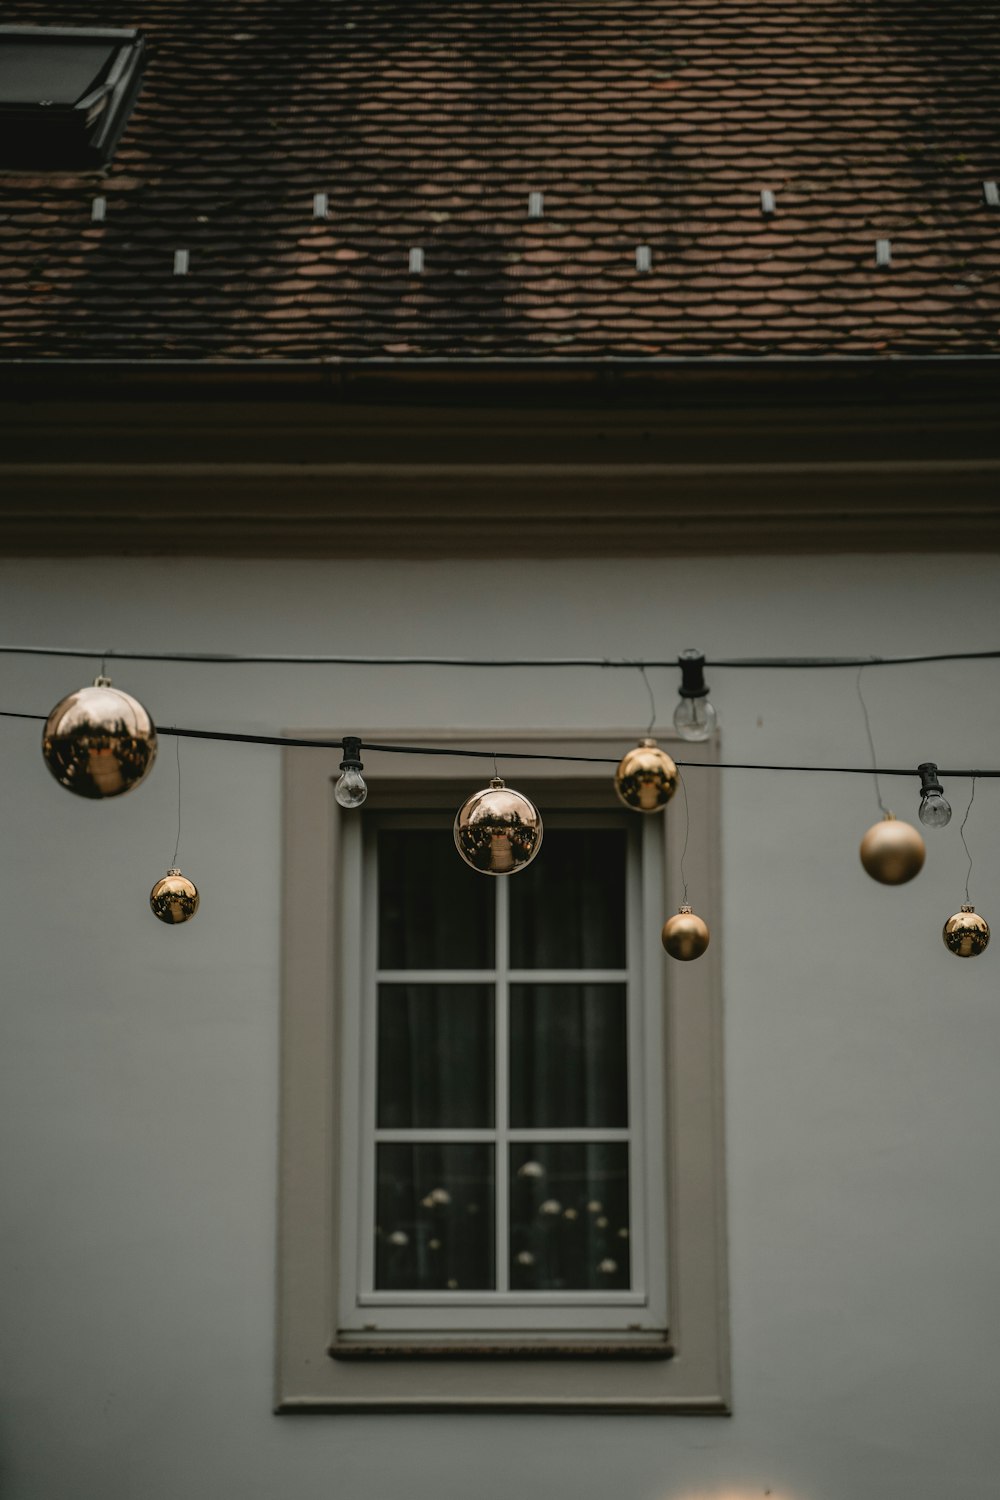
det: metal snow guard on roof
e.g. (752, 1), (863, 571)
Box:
(0, 26), (145, 169)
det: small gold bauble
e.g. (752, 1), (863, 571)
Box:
(942, 903), (990, 958)
(150, 868), (200, 924)
(42, 676), (157, 799)
(859, 813), (925, 885)
(614, 738), (679, 813)
(661, 904), (710, 961)
(454, 777), (543, 876)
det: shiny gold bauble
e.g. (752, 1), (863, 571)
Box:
(661, 904), (710, 961)
(454, 777), (543, 875)
(614, 738), (679, 813)
(150, 868), (200, 924)
(859, 813), (925, 885)
(942, 904), (990, 958)
(42, 676), (157, 799)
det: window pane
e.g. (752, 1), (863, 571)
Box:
(508, 828), (627, 970)
(509, 983), (627, 1128)
(376, 1143), (495, 1291)
(378, 828), (494, 970)
(377, 984), (494, 1128)
(509, 1142), (630, 1292)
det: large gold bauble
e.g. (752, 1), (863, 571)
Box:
(614, 738), (679, 813)
(661, 904), (710, 961)
(942, 904), (990, 958)
(859, 813), (925, 885)
(42, 676), (157, 799)
(454, 777), (543, 876)
(150, 868), (200, 924)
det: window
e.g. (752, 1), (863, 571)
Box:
(278, 735), (729, 1412)
(0, 27), (145, 170)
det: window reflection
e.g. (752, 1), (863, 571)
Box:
(376, 1143), (495, 1291)
(509, 1141), (630, 1291)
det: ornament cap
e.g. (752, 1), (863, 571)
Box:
(961, 903), (975, 913)
(489, 776), (505, 790)
(93, 674), (113, 688)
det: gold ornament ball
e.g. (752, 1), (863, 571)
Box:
(661, 904), (710, 961)
(614, 738), (679, 813)
(42, 676), (157, 799)
(942, 904), (990, 958)
(454, 777), (543, 876)
(150, 868), (200, 924)
(859, 813), (926, 885)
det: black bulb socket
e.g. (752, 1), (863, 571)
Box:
(678, 651), (710, 700)
(917, 762), (943, 798)
(340, 736), (364, 773)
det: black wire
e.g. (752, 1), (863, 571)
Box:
(8, 710), (1000, 777)
(638, 664), (657, 736)
(855, 666), (889, 816)
(2, 644), (1000, 670)
(677, 770), (691, 905)
(172, 737), (182, 869)
(959, 778), (978, 905)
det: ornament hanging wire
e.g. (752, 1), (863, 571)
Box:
(959, 777), (978, 904)
(678, 769), (691, 906)
(638, 663), (657, 737)
(856, 665), (889, 815)
(172, 736), (182, 869)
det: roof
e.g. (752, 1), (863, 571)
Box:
(1, 0), (999, 363)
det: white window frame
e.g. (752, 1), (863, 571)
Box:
(277, 732), (729, 1412)
(337, 808), (667, 1340)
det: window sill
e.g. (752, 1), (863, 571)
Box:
(329, 1338), (674, 1361)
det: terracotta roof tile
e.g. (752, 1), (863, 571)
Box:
(1, 0), (999, 360)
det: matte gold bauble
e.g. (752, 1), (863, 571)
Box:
(942, 904), (990, 958)
(454, 777), (542, 875)
(661, 904), (710, 961)
(42, 676), (157, 799)
(150, 868), (200, 924)
(614, 738), (679, 813)
(859, 813), (925, 885)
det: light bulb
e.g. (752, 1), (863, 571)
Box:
(919, 791), (951, 828)
(674, 648), (718, 742)
(335, 736), (367, 807)
(916, 762), (951, 828)
(672, 695), (718, 742)
(335, 766), (367, 808)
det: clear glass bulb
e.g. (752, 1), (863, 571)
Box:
(672, 696), (718, 742)
(335, 767), (368, 808)
(918, 791), (952, 828)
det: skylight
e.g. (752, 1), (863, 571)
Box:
(0, 26), (145, 170)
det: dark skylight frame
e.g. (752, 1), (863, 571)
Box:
(0, 26), (146, 170)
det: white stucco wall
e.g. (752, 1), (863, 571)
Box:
(2, 552), (999, 1500)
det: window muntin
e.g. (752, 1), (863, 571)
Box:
(338, 809), (666, 1339)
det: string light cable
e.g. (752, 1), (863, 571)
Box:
(4, 708), (999, 779)
(2, 644), (1000, 668)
